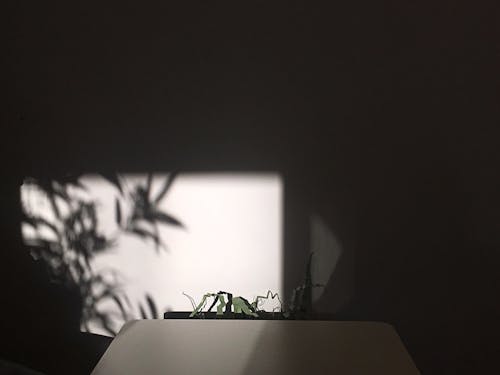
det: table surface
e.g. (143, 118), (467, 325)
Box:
(91, 320), (420, 375)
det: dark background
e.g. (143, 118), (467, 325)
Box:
(3, 1), (499, 374)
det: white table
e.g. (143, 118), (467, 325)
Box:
(91, 320), (420, 374)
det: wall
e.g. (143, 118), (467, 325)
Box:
(4, 1), (499, 374)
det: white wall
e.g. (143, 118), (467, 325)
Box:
(21, 173), (283, 335)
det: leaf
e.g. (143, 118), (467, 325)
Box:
(100, 173), (123, 195)
(150, 210), (184, 227)
(85, 203), (98, 228)
(28, 239), (62, 257)
(115, 198), (122, 227)
(82, 252), (92, 269)
(129, 227), (163, 249)
(146, 294), (158, 319)
(119, 293), (132, 310)
(94, 286), (118, 301)
(59, 174), (86, 190)
(73, 257), (87, 280)
(34, 217), (61, 238)
(51, 184), (71, 202)
(33, 179), (55, 197)
(48, 194), (61, 219)
(139, 305), (148, 319)
(112, 296), (129, 320)
(94, 312), (117, 336)
(145, 173), (153, 199)
(154, 172), (177, 204)
(21, 213), (37, 228)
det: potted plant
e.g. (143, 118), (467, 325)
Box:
(164, 253), (324, 320)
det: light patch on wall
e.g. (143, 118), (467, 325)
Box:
(21, 173), (283, 336)
(309, 214), (343, 302)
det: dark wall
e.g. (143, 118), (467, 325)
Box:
(4, 1), (499, 374)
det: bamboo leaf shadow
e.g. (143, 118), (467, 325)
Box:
(138, 294), (159, 319)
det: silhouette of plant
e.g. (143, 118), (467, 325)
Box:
(21, 173), (183, 335)
(79, 272), (130, 335)
(22, 177), (127, 335)
(113, 172), (184, 251)
(285, 252), (324, 319)
(182, 255), (323, 320)
(137, 293), (160, 319)
(184, 290), (283, 319)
